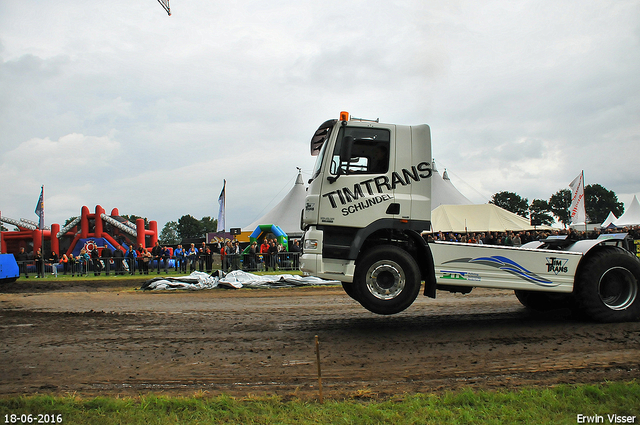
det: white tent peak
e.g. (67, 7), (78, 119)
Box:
(431, 162), (473, 208)
(613, 195), (640, 227)
(242, 169), (307, 237)
(601, 211), (618, 228)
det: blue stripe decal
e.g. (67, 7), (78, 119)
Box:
(443, 256), (557, 287)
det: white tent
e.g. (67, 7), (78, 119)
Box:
(431, 204), (546, 233)
(243, 162), (474, 237)
(600, 211), (618, 228)
(431, 161), (473, 208)
(613, 195), (640, 227)
(243, 170), (307, 237)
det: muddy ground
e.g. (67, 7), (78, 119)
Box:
(1, 278), (639, 399)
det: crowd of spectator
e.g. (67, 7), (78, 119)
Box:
(425, 225), (640, 247)
(10, 238), (303, 278)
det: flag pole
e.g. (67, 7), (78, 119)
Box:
(40, 185), (45, 278)
(582, 171), (587, 233)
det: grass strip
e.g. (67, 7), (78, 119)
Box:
(1, 381), (638, 424)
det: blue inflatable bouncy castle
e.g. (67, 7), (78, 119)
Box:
(245, 224), (288, 253)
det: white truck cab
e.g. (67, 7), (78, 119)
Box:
(301, 112), (640, 322)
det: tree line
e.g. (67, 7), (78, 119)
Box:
(159, 215), (218, 245)
(490, 184), (624, 226)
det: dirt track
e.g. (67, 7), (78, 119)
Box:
(1, 278), (639, 399)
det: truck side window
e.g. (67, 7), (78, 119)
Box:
(330, 127), (390, 175)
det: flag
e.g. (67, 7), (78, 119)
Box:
(34, 186), (44, 230)
(217, 180), (226, 232)
(569, 171), (586, 224)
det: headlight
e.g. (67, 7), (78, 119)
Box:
(304, 239), (318, 250)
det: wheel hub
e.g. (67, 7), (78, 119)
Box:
(598, 266), (638, 310)
(366, 260), (405, 300)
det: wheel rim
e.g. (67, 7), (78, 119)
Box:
(365, 260), (405, 300)
(598, 266), (638, 310)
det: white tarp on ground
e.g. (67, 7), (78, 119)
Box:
(431, 203), (550, 232)
(613, 195), (640, 227)
(140, 270), (340, 291)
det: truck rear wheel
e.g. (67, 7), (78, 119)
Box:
(575, 246), (640, 322)
(353, 246), (421, 315)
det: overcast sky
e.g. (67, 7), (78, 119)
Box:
(1, 0), (639, 231)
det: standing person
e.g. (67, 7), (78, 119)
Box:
(15, 247), (28, 278)
(220, 242), (228, 272)
(49, 251), (59, 277)
(260, 239), (270, 271)
(248, 241), (257, 271)
(68, 254), (76, 277)
(142, 248), (152, 274)
(113, 246), (125, 275)
(205, 244), (213, 273)
(268, 241), (278, 271)
(290, 239), (301, 269)
(126, 245), (137, 275)
(188, 243), (198, 272)
(102, 245), (112, 276)
(151, 241), (162, 274)
(81, 249), (91, 275)
(174, 244), (184, 273)
(77, 249), (85, 275)
(34, 248), (44, 278)
(231, 241), (240, 271)
(60, 253), (69, 275)
(91, 246), (101, 276)
(513, 232), (522, 247)
(198, 242), (207, 272)
(161, 245), (170, 273)
(136, 244), (145, 274)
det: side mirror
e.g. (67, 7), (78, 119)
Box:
(340, 136), (354, 163)
(327, 135), (355, 184)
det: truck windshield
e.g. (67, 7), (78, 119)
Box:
(330, 127), (390, 175)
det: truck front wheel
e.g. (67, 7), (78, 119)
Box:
(575, 246), (640, 322)
(342, 282), (360, 301)
(353, 246), (421, 315)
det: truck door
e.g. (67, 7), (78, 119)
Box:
(319, 123), (396, 229)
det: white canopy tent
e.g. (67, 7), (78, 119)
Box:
(613, 195), (640, 227)
(431, 161), (473, 208)
(600, 211), (618, 228)
(431, 204), (548, 233)
(242, 170), (307, 238)
(243, 161), (475, 238)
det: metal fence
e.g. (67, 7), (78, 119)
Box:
(13, 252), (301, 278)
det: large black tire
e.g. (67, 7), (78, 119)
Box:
(342, 282), (360, 301)
(514, 290), (575, 312)
(353, 245), (421, 315)
(574, 246), (640, 322)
